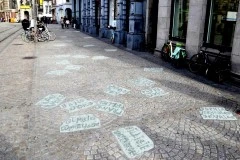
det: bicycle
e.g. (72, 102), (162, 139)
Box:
(161, 41), (187, 67)
(107, 25), (116, 44)
(188, 46), (231, 83)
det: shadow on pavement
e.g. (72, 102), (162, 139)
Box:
(157, 79), (239, 111)
(0, 134), (19, 160)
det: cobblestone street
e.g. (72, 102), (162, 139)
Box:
(0, 24), (240, 160)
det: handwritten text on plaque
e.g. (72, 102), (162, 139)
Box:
(113, 126), (154, 158)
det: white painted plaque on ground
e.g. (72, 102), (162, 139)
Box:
(60, 114), (101, 132)
(83, 44), (95, 47)
(144, 68), (163, 73)
(112, 126), (154, 159)
(130, 77), (156, 87)
(55, 55), (71, 58)
(56, 60), (71, 65)
(104, 49), (117, 52)
(200, 107), (237, 120)
(60, 98), (96, 113)
(72, 55), (89, 59)
(54, 44), (66, 47)
(141, 87), (168, 98)
(104, 85), (130, 96)
(36, 94), (65, 109)
(92, 56), (109, 60)
(94, 99), (124, 116)
(46, 70), (70, 76)
(65, 65), (83, 70)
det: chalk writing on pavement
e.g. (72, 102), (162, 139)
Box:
(92, 56), (109, 60)
(144, 68), (163, 73)
(36, 94), (65, 109)
(65, 65), (83, 70)
(200, 107), (237, 120)
(46, 70), (70, 76)
(72, 55), (89, 59)
(141, 87), (168, 98)
(112, 126), (154, 158)
(60, 114), (100, 132)
(60, 98), (95, 113)
(130, 77), (156, 87)
(104, 85), (130, 96)
(56, 60), (71, 65)
(94, 99), (124, 116)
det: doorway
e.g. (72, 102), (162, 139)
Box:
(204, 0), (239, 50)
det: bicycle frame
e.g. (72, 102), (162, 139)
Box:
(161, 41), (187, 67)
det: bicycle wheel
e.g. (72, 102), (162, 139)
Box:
(49, 31), (56, 41)
(24, 33), (34, 43)
(188, 54), (204, 73)
(161, 44), (170, 61)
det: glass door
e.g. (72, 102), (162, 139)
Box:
(204, 0), (239, 50)
(170, 0), (189, 41)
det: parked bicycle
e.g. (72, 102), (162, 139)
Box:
(161, 40), (187, 67)
(21, 21), (56, 42)
(188, 46), (231, 83)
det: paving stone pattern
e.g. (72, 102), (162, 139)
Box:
(0, 24), (240, 159)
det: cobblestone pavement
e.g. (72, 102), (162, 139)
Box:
(0, 24), (240, 160)
(0, 22), (21, 42)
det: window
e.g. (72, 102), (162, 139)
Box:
(49, 6), (51, 14)
(204, 0), (239, 49)
(45, 6), (48, 14)
(170, 0), (189, 41)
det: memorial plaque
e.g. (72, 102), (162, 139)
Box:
(92, 56), (109, 60)
(104, 49), (117, 52)
(60, 98), (96, 113)
(104, 85), (130, 96)
(36, 94), (65, 109)
(94, 99), (124, 116)
(46, 70), (70, 76)
(144, 68), (163, 73)
(55, 55), (71, 58)
(83, 45), (95, 47)
(112, 126), (154, 158)
(200, 107), (237, 120)
(54, 44), (66, 47)
(56, 60), (71, 65)
(72, 55), (89, 59)
(65, 65), (83, 70)
(60, 114), (101, 132)
(130, 77), (156, 87)
(141, 87), (168, 98)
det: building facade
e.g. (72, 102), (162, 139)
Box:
(72, 0), (157, 50)
(72, 0), (240, 77)
(0, 0), (19, 21)
(55, 0), (72, 23)
(155, 0), (240, 77)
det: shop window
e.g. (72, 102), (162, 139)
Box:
(204, 0), (239, 49)
(170, 0), (189, 41)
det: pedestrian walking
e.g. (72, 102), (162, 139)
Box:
(60, 17), (64, 29)
(22, 17), (30, 30)
(66, 19), (70, 29)
(72, 18), (77, 29)
(63, 16), (67, 28)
